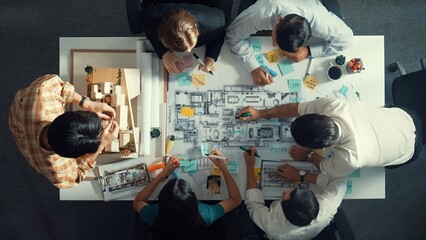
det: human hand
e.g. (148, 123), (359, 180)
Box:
(162, 51), (184, 73)
(208, 149), (227, 170)
(86, 101), (115, 120)
(161, 155), (181, 177)
(289, 145), (312, 161)
(282, 46), (309, 62)
(236, 106), (261, 121)
(99, 119), (119, 147)
(277, 164), (300, 182)
(251, 67), (273, 86)
(198, 57), (215, 73)
(243, 147), (257, 168)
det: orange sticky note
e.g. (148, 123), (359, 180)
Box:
(267, 50), (278, 63)
(192, 74), (205, 86)
(181, 107), (195, 117)
(278, 48), (285, 57)
(304, 75), (318, 90)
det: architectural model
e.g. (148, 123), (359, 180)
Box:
(171, 85), (299, 148)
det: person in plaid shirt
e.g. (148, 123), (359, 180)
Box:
(9, 74), (119, 188)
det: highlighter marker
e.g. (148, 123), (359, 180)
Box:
(166, 135), (175, 154)
(235, 112), (252, 119)
(147, 162), (165, 172)
(261, 65), (278, 77)
(210, 155), (228, 160)
(239, 146), (261, 158)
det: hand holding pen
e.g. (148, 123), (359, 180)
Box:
(208, 149), (228, 171)
(160, 155), (181, 177)
(235, 106), (261, 121)
(250, 66), (273, 86)
(193, 53), (214, 75)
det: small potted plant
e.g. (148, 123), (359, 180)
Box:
(335, 55), (346, 65)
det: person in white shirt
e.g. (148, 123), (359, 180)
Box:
(226, 0), (353, 86)
(237, 97), (422, 178)
(244, 147), (346, 240)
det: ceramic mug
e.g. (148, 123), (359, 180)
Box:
(327, 62), (343, 80)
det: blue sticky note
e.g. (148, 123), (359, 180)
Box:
(251, 39), (262, 52)
(182, 159), (198, 172)
(227, 161), (240, 174)
(348, 168), (361, 178)
(200, 143), (213, 156)
(340, 85), (349, 96)
(346, 180), (353, 194)
(278, 60), (295, 76)
(288, 79), (302, 92)
(255, 54), (266, 67)
(177, 72), (192, 86)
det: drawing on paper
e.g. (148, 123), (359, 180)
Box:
(170, 85), (300, 148)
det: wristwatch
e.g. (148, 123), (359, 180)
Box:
(299, 170), (306, 182)
(79, 96), (89, 107)
(307, 150), (315, 162)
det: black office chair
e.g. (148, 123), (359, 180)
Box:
(313, 208), (356, 240)
(389, 57), (426, 151)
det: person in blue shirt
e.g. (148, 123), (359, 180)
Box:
(133, 151), (242, 240)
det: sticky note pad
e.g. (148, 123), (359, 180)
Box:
(177, 72), (192, 86)
(251, 38), (262, 52)
(182, 160), (198, 172)
(288, 79), (302, 92)
(255, 54), (266, 67)
(348, 168), (361, 178)
(227, 161), (239, 174)
(340, 85), (349, 96)
(192, 74), (205, 86)
(183, 55), (193, 68)
(267, 50), (278, 63)
(181, 107), (195, 117)
(254, 167), (261, 183)
(346, 180), (353, 194)
(200, 143), (213, 156)
(277, 60), (295, 76)
(303, 75), (318, 90)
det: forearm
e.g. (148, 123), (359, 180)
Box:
(310, 152), (324, 170)
(246, 166), (258, 189)
(304, 172), (318, 184)
(222, 169), (242, 203)
(260, 103), (300, 119)
(134, 173), (166, 202)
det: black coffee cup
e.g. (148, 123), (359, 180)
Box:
(327, 65), (343, 80)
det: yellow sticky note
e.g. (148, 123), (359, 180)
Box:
(192, 74), (205, 86)
(181, 107), (195, 117)
(304, 75), (318, 90)
(254, 167), (261, 183)
(278, 48), (285, 57)
(267, 50), (278, 63)
(212, 163), (223, 176)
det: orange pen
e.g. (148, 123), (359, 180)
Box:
(147, 162), (165, 172)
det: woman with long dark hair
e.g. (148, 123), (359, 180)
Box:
(133, 150), (242, 239)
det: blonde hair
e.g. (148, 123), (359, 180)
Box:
(158, 9), (199, 52)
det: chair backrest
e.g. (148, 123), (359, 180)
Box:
(392, 68), (426, 142)
(313, 208), (355, 240)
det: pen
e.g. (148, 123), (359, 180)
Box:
(210, 155), (228, 160)
(235, 112), (252, 119)
(239, 146), (261, 158)
(166, 135), (175, 154)
(193, 53), (214, 75)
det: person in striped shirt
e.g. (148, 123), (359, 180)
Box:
(9, 74), (119, 188)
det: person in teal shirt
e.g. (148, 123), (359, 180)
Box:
(133, 151), (242, 240)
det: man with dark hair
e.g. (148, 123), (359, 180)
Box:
(9, 74), (119, 188)
(237, 97), (422, 178)
(226, 0), (353, 86)
(244, 147), (346, 239)
(142, 2), (226, 74)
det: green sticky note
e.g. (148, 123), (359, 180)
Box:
(182, 159), (198, 172)
(346, 180), (352, 194)
(227, 161), (239, 174)
(177, 72), (192, 86)
(278, 60), (295, 75)
(255, 54), (266, 67)
(348, 168), (361, 178)
(251, 39), (262, 52)
(288, 79), (302, 92)
(200, 143), (213, 156)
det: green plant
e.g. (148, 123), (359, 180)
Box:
(335, 55), (346, 65)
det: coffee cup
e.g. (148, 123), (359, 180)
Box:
(327, 63), (343, 80)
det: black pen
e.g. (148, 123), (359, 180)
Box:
(193, 53), (214, 75)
